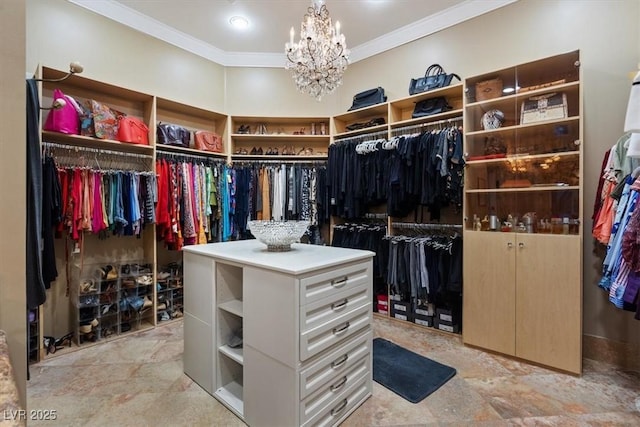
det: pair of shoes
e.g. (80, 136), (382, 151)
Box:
(228, 328), (243, 348)
(250, 147), (264, 155)
(54, 332), (73, 349)
(297, 147), (314, 156)
(96, 265), (118, 281)
(254, 124), (267, 135)
(293, 127), (306, 135)
(281, 145), (297, 155)
(234, 148), (248, 155)
(237, 124), (251, 134)
(265, 147), (279, 155)
(136, 275), (153, 286)
(79, 279), (97, 294)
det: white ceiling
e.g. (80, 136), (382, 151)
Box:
(67, 0), (517, 67)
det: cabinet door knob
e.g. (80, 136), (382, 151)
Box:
(507, 242), (513, 248)
(518, 242), (525, 248)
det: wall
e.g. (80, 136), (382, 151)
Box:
(26, 0), (225, 112)
(20, 0), (640, 370)
(0, 0), (27, 407)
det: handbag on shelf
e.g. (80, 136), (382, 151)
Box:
(347, 87), (387, 111)
(157, 122), (191, 147)
(194, 130), (223, 153)
(409, 64), (460, 95)
(43, 89), (81, 135)
(411, 97), (451, 118)
(117, 115), (149, 145)
(474, 77), (503, 102)
(345, 117), (386, 131)
(91, 99), (122, 140)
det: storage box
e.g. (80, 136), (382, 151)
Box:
(435, 308), (460, 325)
(520, 92), (567, 124)
(435, 319), (460, 333)
(413, 313), (434, 327)
(475, 78), (503, 101)
(390, 300), (412, 321)
(376, 294), (388, 312)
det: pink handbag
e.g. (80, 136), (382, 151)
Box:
(43, 89), (80, 135)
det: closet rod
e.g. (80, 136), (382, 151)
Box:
(334, 129), (388, 144)
(231, 159), (327, 165)
(156, 150), (225, 163)
(390, 116), (463, 136)
(42, 141), (153, 159)
(391, 222), (463, 230)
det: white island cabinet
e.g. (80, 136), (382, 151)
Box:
(182, 240), (375, 427)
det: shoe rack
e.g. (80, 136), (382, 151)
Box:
(156, 262), (184, 323)
(72, 262), (155, 347)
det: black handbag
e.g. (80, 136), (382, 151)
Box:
(347, 87), (387, 111)
(157, 122), (191, 147)
(409, 64), (460, 95)
(412, 97), (452, 118)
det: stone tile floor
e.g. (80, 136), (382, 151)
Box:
(27, 317), (640, 426)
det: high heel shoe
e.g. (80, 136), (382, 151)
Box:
(54, 332), (74, 349)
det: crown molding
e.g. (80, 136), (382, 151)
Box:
(349, 0), (518, 63)
(67, 0), (518, 68)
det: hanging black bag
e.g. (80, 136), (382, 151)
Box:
(347, 87), (387, 111)
(411, 97), (452, 118)
(409, 64), (461, 95)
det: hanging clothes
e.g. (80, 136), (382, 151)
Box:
(26, 79), (47, 308)
(155, 155), (224, 248)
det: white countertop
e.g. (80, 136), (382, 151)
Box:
(182, 240), (374, 275)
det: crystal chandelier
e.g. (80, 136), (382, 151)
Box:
(285, 0), (349, 101)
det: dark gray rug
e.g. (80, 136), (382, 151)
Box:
(373, 337), (456, 403)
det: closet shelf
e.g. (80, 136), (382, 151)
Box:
(465, 116), (580, 137)
(219, 345), (244, 365)
(465, 185), (579, 193)
(218, 300), (243, 317)
(389, 83), (464, 110)
(155, 143), (228, 158)
(231, 134), (330, 142)
(465, 150), (580, 164)
(333, 124), (388, 139)
(465, 80), (580, 108)
(42, 131), (154, 155)
(389, 109), (464, 130)
(231, 154), (328, 161)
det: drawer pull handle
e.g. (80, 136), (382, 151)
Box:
(331, 398), (348, 416)
(331, 277), (348, 288)
(330, 376), (348, 392)
(331, 354), (349, 369)
(331, 298), (348, 311)
(332, 322), (350, 335)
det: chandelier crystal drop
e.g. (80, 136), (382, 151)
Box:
(285, 0), (349, 101)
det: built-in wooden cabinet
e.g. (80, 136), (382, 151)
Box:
(462, 50), (583, 374)
(230, 116), (330, 160)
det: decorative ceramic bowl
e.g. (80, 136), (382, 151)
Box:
(247, 220), (310, 252)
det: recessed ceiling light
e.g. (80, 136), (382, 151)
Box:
(230, 16), (249, 29)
